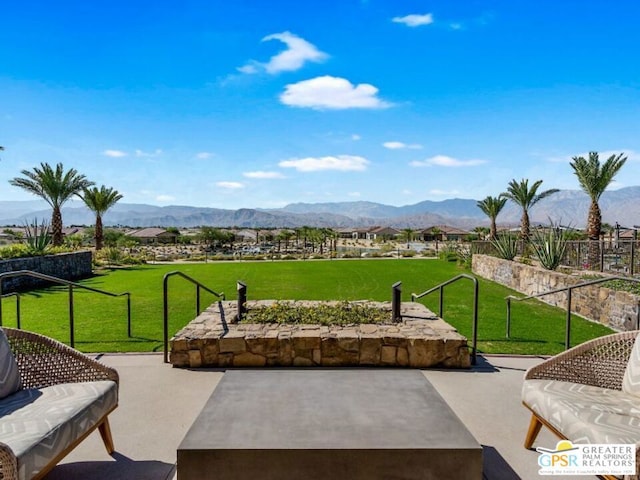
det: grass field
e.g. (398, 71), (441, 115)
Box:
(0, 258), (614, 355)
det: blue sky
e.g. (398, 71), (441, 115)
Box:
(1, 0), (640, 209)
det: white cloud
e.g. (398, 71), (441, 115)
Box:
(156, 194), (175, 202)
(103, 149), (127, 158)
(383, 141), (423, 150)
(430, 189), (461, 196)
(352, 134), (362, 141)
(279, 155), (369, 172)
(135, 149), (162, 157)
(392, 13), (434, 27)
(196, 152), (214, 160)
(280, 76), (390, 110)
(243, 171), (285, 179)
(410, 155), (487, 167)
(237, 64), (259, 74)
(239, 32), (328, 75)
(216, 181), (245, 189)
(348, 191), (361, 197)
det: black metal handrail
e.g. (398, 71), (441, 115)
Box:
(0, 270), (132, 348)
(163, 271), (225, 363)
(505, 276), (640, 350)
(411, 274), (479, 365)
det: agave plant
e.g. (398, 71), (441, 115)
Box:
(531, 224), (569, 271)
(24, 219), (52, 255)
(490, 233), (519, 261)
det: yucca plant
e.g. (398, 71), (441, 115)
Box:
(491, 233), (519, 260)
(24, 219), (52, 255)
(531, 225), (569, 271)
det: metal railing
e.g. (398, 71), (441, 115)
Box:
(411, 274), (479, 365)
(162, 271), (225, 363)
(0, 270), (131, 348)
(506, 276), (640, 350)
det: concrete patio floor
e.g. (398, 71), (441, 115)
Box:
(44, 354), (598, 480)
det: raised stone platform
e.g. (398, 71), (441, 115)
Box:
(170, 301), (471, 368)
(177, 370), (483, 480)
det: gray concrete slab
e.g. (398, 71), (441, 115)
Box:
(42, 354), (599, 480)
(177, 370), (482, 480)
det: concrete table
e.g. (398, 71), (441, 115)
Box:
(177, 370), (482, 479)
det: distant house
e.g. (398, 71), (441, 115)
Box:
(421, 225), (470, 242)
(128, 228), (178, 245)
(367, 226), (400, 241)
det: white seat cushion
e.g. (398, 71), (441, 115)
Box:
(623, 333), (640, 396)
(523, 379), (640, 445)
(0, 380), (117, 480)
(0, 328), (21, 399)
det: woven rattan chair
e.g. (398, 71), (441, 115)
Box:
(0, 328), (119, 480)
(522, 330), (640, 480)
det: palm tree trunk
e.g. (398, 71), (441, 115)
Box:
(520, 210), (530, 244)
(587, 201), (602, 269)
(490, 218), (497, 240)
(51, 206), (63, 246)
(95, 215), (104, 250)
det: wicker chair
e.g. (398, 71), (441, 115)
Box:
(522, 330), (640, 480)
(0, 328), (119, 480)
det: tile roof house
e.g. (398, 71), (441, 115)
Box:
(127, 228), (178, 244)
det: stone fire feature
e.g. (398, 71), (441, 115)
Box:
(170, 301), (471, 368)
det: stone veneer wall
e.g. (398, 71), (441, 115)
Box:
(0, 251), (93, 292)
(472, 254), (639, 331)
(170, 301), (471, 368)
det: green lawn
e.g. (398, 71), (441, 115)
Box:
(0, 258), (614, 355)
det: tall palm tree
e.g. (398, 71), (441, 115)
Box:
(570, 152), (626, 241)
(500, 179), (558, 243)
(570, 151), (627, 268)
(9, 163), (94, 246)
(81, 185), (123, 250)
(477, 196), (507, 240)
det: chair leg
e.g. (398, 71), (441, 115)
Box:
(98, 418), (115, 454)
(524, 414), (543, 449)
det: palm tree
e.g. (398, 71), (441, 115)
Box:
(9, 163), (94, 246)
(500, 179), (558, 244)
(81, 186), (123, 250)
(476, 196), (507, 240)
(570, 151), (627, 268)
(570, 152), (626, 241)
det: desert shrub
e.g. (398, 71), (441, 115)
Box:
(531, 227), (569, 271)
(491, 234), (519, 260)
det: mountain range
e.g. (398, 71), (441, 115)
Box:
(2, 186), (640, 230)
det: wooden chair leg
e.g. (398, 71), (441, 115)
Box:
(524, 414), (543, 449)
(98, 418), (115, 454)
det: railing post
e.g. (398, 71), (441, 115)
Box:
(69, 285), (75, 348)
(471, 278), (478, 366)
(392, 281), (402, 322)
(636, 301), (640, 331)
(506, 297), (511, 339)
(237, 281), (247, 321)
(631, 240), (636, 276)
(127, 293), (132, 338)
(600, 238), (604, 272)
(0, 279), (3, 327)
(16, 295), (20, 330)
(565, 288), (572, 350)
(196, 285), (201, 316)
(163, 276), (169, 363)
(439, 286), (444, 318)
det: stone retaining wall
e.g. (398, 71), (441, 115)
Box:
(0, 251), (93, 292)
(170, 301), (471, 368)
(472, 254), (639, 331)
